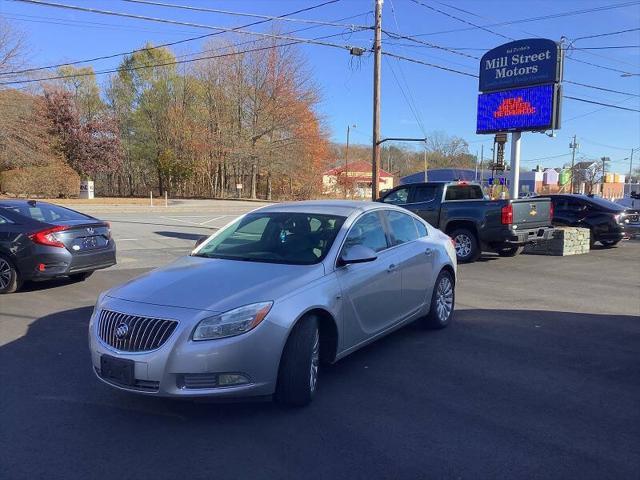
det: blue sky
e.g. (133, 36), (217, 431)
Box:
(2, 0), (639, 173)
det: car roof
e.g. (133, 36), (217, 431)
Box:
(254, 200), (402, 216)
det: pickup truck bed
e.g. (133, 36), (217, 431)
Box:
(379, 181), (554, 262)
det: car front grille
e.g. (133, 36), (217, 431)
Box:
(627, 214), (639, 222)
(98, 310), (178, 352)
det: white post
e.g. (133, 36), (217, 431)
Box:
(150, 191), (153, 206)
(510, 131), (521, 199)
(164, 191), (168, 207)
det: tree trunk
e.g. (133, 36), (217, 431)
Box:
(267, 173), (272, 200)
(251, 163), (257, 199)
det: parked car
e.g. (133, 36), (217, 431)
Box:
(616, 193), (640, 237)
(539, 194), (638, 246)
(89, 201), (456, 406)
(0, 200), (116, 293)
(378, 181), (554, 262)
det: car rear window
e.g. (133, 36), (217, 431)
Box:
(445, 185), (484, 201)
(586, 196), (625, 212)
(1, 203), (92, 223)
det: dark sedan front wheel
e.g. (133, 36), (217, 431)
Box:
(0, 255), (21, 294)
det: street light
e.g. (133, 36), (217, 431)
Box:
(345, 124), (356, 198)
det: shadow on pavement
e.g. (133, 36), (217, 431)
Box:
(1, 307), (638, 479)
(154, 231), (206, 241)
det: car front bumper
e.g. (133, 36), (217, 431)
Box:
(88, 297), (287, 398)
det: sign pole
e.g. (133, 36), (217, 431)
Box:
(510, 131), (521, 199)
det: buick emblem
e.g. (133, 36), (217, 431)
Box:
(86, 227), (95, 235)
(115, 323), (129, 339)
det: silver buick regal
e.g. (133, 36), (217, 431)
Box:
(89, 201), (457, 406)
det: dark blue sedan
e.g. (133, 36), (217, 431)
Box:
(0, 200), (116, 293)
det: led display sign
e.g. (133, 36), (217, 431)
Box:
(476, 84), (560, 134)
(479, 38), (562, 92)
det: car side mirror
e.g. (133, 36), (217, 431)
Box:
(194, 236), (208, 248)
(339, 245), (377, 266)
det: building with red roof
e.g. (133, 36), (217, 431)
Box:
(322, 161), (394, 199)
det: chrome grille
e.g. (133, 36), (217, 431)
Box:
(98, 310), (178, 352)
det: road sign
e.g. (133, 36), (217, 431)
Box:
(479, 38), (562, 92)
(476, 84), (561, 134)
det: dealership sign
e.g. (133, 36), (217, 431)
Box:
(479, 38), (562, 92)
(476, 84), (561, 134)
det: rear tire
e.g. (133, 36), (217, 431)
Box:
(450, 228), (480, 263)
(0, 255), (21, 294)
(600, 240), (620, 247)
(69, 271), (94, 281)
(420, 270), (455, 330)
(497, 245), (524, 257)
(276, 316), (319, 407)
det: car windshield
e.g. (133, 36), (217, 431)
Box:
(194, 212), (346, 265)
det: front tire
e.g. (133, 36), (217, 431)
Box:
(0, 255), (21, 294)
(276, 316), (319, 407)
(420, 270), (455, 329)
(497, 245), (524, 257)
(450, 228), (480, 263)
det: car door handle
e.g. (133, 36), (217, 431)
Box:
(387, 263), (397, 272)
(424, 248), (433, 256)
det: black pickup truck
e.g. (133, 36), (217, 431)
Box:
(378, 181), (554, 262)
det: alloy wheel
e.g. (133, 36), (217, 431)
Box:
(454, 234), (472, 258)
(0, 258), (12, 290)
(309, 329), (320, 393)
(435, 276), (453, 323)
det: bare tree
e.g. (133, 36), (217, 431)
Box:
(0, 18), (28, 79)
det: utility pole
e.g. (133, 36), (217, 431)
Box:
(371, 0), (383, 201)
(423, 147), (428, 182)
(601, 156), (610, 195)
(344, 124), (355, 198)
(569, 135), (578, 194)
(480, 144), (484, 185)
(629, 148), (635, 183)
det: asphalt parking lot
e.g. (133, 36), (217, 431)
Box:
(1, 202), (639, 480)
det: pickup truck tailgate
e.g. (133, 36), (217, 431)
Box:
(512, 198), (552, 228)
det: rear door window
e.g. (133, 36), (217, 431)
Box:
(384, 210), (419, 246)
(413, 185), (438, 203)
(0, 213), (14, 225)
(414, 219), (428, 237)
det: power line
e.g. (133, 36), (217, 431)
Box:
(382, 30), (479, 60)
(1, 0), (344, 77)
(564, 95), (638, 122)
(9, 1), (357, 51)
(408, 0), (511, 40)
(0, 33), (353, 86)
(387, 0), (427, 137)
(407, 1), (640, 37)
(411, 0), (640, 75)
(382, 52), (478, 78)
(572, 27), (640, 42)
(563, 95), (640, 112)
(121, 0), (371, 31)
(564, 80), (640, 98)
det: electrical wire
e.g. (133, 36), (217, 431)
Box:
(1, 0), (346, 77)
(572, 27), (640, 42)
(564, 80), (640, 98)
(382, 52), (478, 78)
(9, 0), (357, 51)
(121, 0), (371, 31)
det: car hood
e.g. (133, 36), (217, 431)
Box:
(106, 256), (326, 312)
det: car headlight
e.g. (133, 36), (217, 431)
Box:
(192, 302), (273, 341)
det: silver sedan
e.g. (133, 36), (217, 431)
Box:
(89, 201), (457, 405)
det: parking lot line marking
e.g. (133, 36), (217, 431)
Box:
(160, 216), (205, 226)
(199, 215), (230, 226)
(115, 238), (139, 241)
